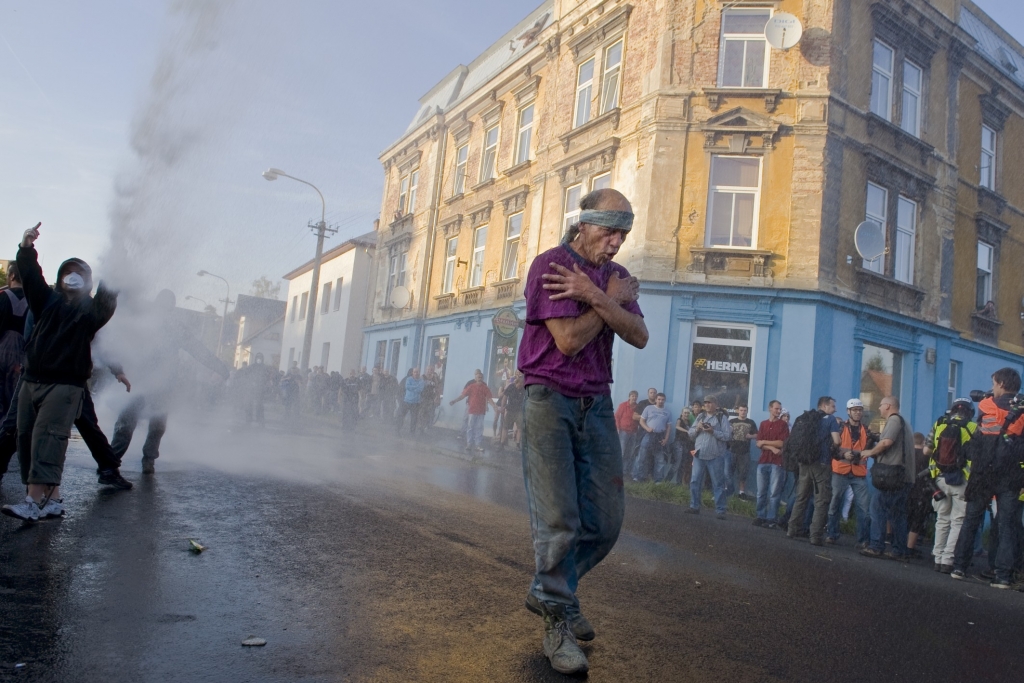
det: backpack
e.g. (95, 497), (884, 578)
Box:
(788, 409), (824, 465)
(934, 419), (968, 474)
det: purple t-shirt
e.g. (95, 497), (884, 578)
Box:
(518, 244), (643, 397)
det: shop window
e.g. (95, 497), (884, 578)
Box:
(426, 335), (449, 395)
(859, 343), (902, 431)
(688, 324), (754, 410)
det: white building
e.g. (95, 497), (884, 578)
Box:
(281, 232), (376, 372)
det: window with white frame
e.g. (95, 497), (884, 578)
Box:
(601, 40), (623, 113)
(976, 241), (993, 309)
(706, 156), (761, 248)
(871, 40), (894, 121)
(470, 226), (487, 288)
(397, 174), (410, 214)
(591, 173), (611, 191)
(718, 9), (771, 88)
(901, 61), (923, 137)
(480, 126), (499, 182)
(502, 213), (522, 281)
(574, 58), (595, 128)
(334, 277), (343, 311)
(863, 183), (888, 274)
(563, 184), (582, 236)
(299, 291), (308, 320)
(290, 295), (298, 322)
(321, 281), (332, 315)
(387, 251), (408, 305)
(980, 125), (996, 191)
(516, 104), (534, 165)
(453, 144), (469, 195)
(442, 236), (458, 294)
(407, 170), (419, 214)
(947, 360), (960, 409)
(894, 196), (917, 284)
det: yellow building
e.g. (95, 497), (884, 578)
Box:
(362, 0), (1024, 431)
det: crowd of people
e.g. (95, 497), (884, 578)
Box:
(616, 371), (1024, 589)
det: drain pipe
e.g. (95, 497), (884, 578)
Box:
(414, 113), (448, 366)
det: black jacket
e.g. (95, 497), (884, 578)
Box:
(16, 246), (117, 387)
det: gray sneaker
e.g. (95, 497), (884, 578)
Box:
(524, 594), (595, 641)
(542, 615), (589, 675)
(2, 496), (41, 522)
(39, 498), (65, 519)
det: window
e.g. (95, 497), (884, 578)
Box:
(407, 170), (419, 214)
(387, 251), (408, 306)
(574, 58), (595, 128)
(947, 361), (960, 410)
(980, 125), (996, 191)
(894, 196), (917, 284)
(299, 291), (308, 320)
(288, 347), (295, 366)
(901, 61), (922, 137)
(320, 342), (330, 369)
(290, 295), (298, 322)
(863, 183), (888, 274)
(470, 225), (487, 288)
(502, 213), (523, 281)
(426, 336), (449, 393)
(388, 339), (401, 376)
(706, 156), (761, 248)
(563, 184), (582, 235)
(718, 9), (771, 88)
(398, 174), (410, 214)
(374, 340), (387, 370)
(453, 144), (469, 195)
(688, 324), (754, 409)
(591, 173), (611, 191)
(515, 104), (534, 165)
(442, 236), (458, 294)
(859, 344), (902, 432)
(977, 241), (994, 309)
(334, 277), (343, 311)
(480, 126), (499, 182)
(871, 40), (894, 121)
(601, 40), (623, 113)
(321, 281), (332, 315)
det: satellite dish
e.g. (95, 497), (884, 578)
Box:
(765, 13), (803, 50)
(854, 221), (886, 262)
(389, 285), (411, 309)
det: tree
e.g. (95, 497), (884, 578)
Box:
(250, 276), (281, 299)
(0, 266), (7, 289)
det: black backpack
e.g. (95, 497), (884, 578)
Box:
(934, 419), (968, 473)
(788, 409), (824, 465)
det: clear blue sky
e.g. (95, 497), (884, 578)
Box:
(0, 0), (1020, 307)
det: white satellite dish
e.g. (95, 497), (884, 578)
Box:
(389, 285), (411, 309)
(764, 12), (803, 50)
(854, 221), (886, 262)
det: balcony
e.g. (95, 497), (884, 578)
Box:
(854, 267), (925, 315)
(492, 279), (519, 300)
(435, 293), (455, 311)
(462, 287), (483, 306)
(685, 247), (775, 284)
(971, 309), (1002, 346)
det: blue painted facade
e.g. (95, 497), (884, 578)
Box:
(363, 284), (1024, 434)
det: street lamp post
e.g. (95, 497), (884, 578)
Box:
(262, 167), (337, 372)
(197, 270), (231, 362)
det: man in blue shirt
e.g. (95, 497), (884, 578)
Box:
(685, 395), (733, 518)
(396, 367), (426, 435)
(633, 393), (671, 481)
(787, 396), (841, 545)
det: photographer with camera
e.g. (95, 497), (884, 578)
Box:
(923, 398), (977, 574)
(951, 368), (1024, 588)
(685, 395), (732, 519)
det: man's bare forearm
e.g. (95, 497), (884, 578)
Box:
(545, 310), (605, 356)
(589, 290), (648, 349)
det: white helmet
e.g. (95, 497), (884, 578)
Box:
(846, 398), (864, 409)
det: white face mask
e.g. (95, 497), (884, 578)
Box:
(62, 272), (86, 291)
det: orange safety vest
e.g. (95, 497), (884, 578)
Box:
(977, 396), (1024, 437)
(833, 422), (869, 477)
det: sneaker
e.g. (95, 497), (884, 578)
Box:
(141, 458), (156, 475)
(752, 518), (764, 527)
(950, 569), (966, 580)
(991, 579), (1013, 590)
(542, 615), (588, 675)
(39, 498), (65, 519)
(524, 594), (595, 642)
(859, 547), (884, 559)
(2, 496), (40, 522)
(683, 507), (700, 515)
(98, 469), (133, 490)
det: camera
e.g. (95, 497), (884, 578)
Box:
(917, 468), (946, 502)
(969, 389), (991, 403)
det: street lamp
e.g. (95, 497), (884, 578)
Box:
(197, 270), (230, 361)
(184, 295), (210, 309)
(262, 167), (337, 372)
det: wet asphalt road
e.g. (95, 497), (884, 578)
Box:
(2, 412), (1024, 682)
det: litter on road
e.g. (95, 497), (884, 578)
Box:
(241, 638), (267, 647)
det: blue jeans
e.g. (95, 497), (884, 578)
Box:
(690, 455), (728, 514)
(827, 473), (871, 543)
(632, 431), (665, 482)
(618, 431), (638, 476)
(869, 484), (910, 555)
(755, 463), (785, 521)
(466, 413), (485, 448)
(522, 386), (624, 611)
